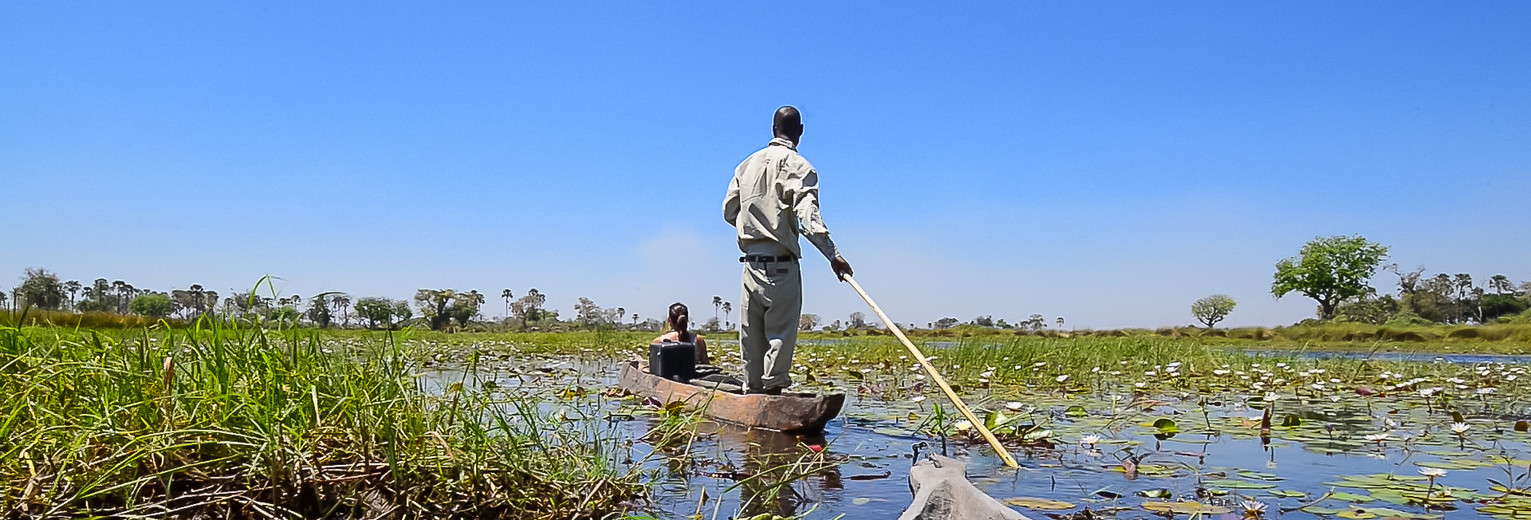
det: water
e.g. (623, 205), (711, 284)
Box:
(1274, 350), (1531, 365)
(421, 354), (1531, 520)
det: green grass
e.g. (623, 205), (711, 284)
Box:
(0, 321), (645, 518)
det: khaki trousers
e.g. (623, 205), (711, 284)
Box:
(739, 243), (801, 392)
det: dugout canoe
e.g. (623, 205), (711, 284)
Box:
(617, 360), (845, 434)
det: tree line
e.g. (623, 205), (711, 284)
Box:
(1270, 235), (1531, 325)
(2, 268), (666, 332)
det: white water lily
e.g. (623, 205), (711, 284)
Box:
(1006, 401), (1025, 411)
(1450, 422), (1470, 434)
(953, 420), (973, 432)
(1080, 434), (1101, 448)
(1365, 432), (1390, 443)
(1213, 369), (1230, 376)
(911, 396), (927, 403)
(1241, 499), (1267, 514)
(1264, 392), (1281, 402)
(1419, 467), (1447, 478)
(1056, 375), (1070, 383)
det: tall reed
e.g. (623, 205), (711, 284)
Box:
(0, 319), (641, 518)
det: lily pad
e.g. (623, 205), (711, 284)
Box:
(1141, 501), (1230, 515)
(1416, 459), (1493, 470)
(1003, 497), (1076, 510)
(1203, 479), (1278, 489)
(1301, 506), (1344, 515)
(1329, 491), (1375, 503)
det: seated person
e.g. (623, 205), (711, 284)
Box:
(652, 302), (709, 365)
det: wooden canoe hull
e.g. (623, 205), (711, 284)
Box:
(617, 361), (844, 434)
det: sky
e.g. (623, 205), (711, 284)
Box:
(3, 3), (1529, 329)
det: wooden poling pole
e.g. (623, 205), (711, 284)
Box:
(842, 275), (1019, 468)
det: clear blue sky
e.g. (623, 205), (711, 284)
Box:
(4, 3), (1529, 329)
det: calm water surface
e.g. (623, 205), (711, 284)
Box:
(422, 355), (1531, 520)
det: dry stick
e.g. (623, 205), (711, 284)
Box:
(843, 275), (1020, 468)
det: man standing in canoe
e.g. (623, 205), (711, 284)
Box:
(723, 106), (854, 395)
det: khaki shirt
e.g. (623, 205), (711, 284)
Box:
(723, 137), (840, 261)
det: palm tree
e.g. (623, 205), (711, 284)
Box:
(464, 290), (486, 323)
(722, 301), (733, 329)
(111, 280), (127, 313)
(331, 295), (351, 328)
(631, 313), (639, 326)
(501, 289), (513, 320)
(712, 296), (723, 323)
(63, 280), (81, 310)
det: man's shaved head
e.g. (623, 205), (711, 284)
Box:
(772, 106), (804, 145)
